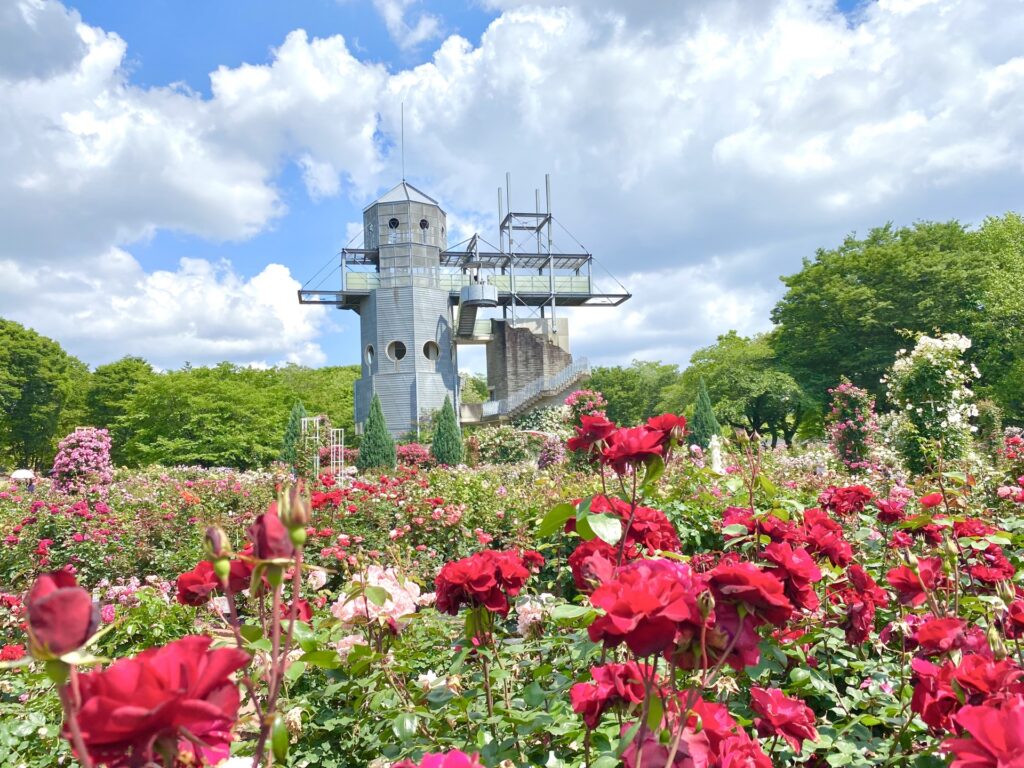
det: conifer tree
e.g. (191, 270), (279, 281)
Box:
(357, 393), (396, 471)
(690, 377), (721, 448)
(431, 395), (463, 466)
(279, 401), (306, 468)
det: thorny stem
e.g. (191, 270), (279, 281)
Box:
(252, 580), (284, 768)
(223, 587), (263, 722)
(58, 682), (94, 768)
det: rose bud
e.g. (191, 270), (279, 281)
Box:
(26, 571), (100, 659)
(987, 622), (1008, 661)
(204, 526), (232, 560)
(279, 481), (312, 534)
(248, 509), (296, 562)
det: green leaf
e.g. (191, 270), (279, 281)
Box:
(392, 712), (419, 741)
(271, 715), (289, 763)
(240, 624), (264, 643)
(646, 695), (664, 731)
(640, 454), (665, 490)
(363, 586), (390, 606)
(722, 524), (749, 536)
(538, 502), (576, 537)
(550, 604), (598, 626)
(299, 650), (341, 668)
(292, 620), (317, 653)
(587, 513), (622, 546)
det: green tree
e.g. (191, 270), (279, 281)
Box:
(0, 319), (86, 467)
(771, 215), (1024, 420)
(587, 360), (681, 426)
(431, 395), (463, 465)
(460, 373), (489, 405)
(279, 401), (307, 468)
(86, 356), (155, 462)
(662, 332), (809, 447)
(357, 393), (396, 471)
(689, 377), (721, 448)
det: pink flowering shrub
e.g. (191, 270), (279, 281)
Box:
(825, 378), (878, 471)
(564, 388), (608, 423)
(51, 428), (114, 496)
(397, 442), (433, 467)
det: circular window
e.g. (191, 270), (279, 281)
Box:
(423, 341), (440, 361)
(419, 218), (429, 230)
(386, 341), (407, 361)
(388, 217), (400, 229)
(365, 345), (375, 364)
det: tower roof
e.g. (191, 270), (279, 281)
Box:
(365, 180), (439, 209)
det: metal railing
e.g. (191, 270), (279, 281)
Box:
(344, 272), (591, 294)
(481, 358), (590, 418)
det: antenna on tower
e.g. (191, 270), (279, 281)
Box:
(401, 101), (406, 182)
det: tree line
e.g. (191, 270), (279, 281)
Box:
(0, 321), (359, 470)
(3, 212), (1021, 464)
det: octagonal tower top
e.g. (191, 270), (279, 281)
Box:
(362, 181), (447, 251)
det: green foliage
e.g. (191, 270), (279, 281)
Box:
(279, 401), (307, 468)
(587, 360), (681, 425)
(662, 331), (811, 446)
(459, 372), (489, 405)
(0, 318), (88, 468)
(689, 376), (721, 448)
(772, 215), (1024, 421)
(357, 393), (396, 471)
(474, 424), (534, 464)
(430, 396), (463, 466)
(975, 399), (1003, 454)
(86, 356), (155, 463)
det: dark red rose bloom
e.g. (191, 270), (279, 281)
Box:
(697, 600), (765, 671)
(875, 499), (906, 525)
(761, 543), (821, 612)
(247, 509), (295, 561)
(434, 549), (530, 617)
(723, 507), (800, 545)
(519, 549), (545, 573)
(601, 426), (664, 474)
(281, 598), (313, 622)
(911, 654), (1024, 733)
(228, 544), (257, 594)
(954, 518), (999, 538)
(818, 485), (874, 516)
(568, 538), (634, 591)
(588, 559), (711, 657)
(914, 617), (968, 656)
(801, 508), (853, 567)
(887, 557), (943, 607)
(969, 544), (1016, 583)
(645, 413), (688, 447)
(622, 723), (710, 768)
(689, 698), (740, 753)
(708, 562), (793, 627)
(837, 589), (876, 644)
(717, 731), (773, 768)
(943, 695), (1024, 768)
(176, 561), (220, 606)
(567, 414), (618, 454)
(1005, 600), (1024, 639)
(749, 687), (818, 751)
(68, 635), (250, 767)
(569, 662), (649, 728)
(919, 492), (944, 509)
(26, 570), (99, 658)
(586, 495), (681, 553)
(846, 564), (889, 606)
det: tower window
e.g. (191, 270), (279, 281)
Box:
(423, 341), (440, 360)
(387, 340), (407, 361)
(366, 345), (375, 365)
(419, 219), (429, 230)
(388, 217), (400, 229)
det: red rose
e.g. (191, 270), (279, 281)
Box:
(708, 562), (793, 627)
(622, 723), (711, 768)
(911, 654), (1024, 733)
(568, 538), (631, 591)
(818, 485), (874, 515)
(717, 731), (773, 768)
(801, 509), (853, 567)
(435, 550), (530, 617)
(247, 509), (295, 561)
(761, 543), (822, 612)
(645, 413), (688, 447)
(919, 492), (944, 509)
(26, 570), (99, 658)
(886, 557), (943, 607)
(600, 426), (664, 474)
(846, 564), (889, 606)
(567, 414), (617, 454)
(875, 499), (906, 525)
(943, 695), (1024, 768)
(749, 687), (818, 751)
(913, 617), (968, 656)
(570, 662), (649, 728)
(68, 635), (250, 767)
(588, 559), (710, 657)
(586, 495), (680, 553)
(969, 544), (1016, 583)
(838, 590), (876, 644)
(176, 561), (220, 606)
(281, 598), (313, 622)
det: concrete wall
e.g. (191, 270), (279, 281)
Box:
(486, 320), (573, 401)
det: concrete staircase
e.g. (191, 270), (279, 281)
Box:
(462, 358), (590, 424)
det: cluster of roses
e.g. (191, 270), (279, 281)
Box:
(50, 427), (115, 496)
(567, 412), (688, 473)
(21, 570), (249, 767)
(434, 548), (542, 619)
(824, 379), (878, 471)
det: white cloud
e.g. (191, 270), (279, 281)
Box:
(3, 0), (1023, 370)
(371, 0), (442, 50)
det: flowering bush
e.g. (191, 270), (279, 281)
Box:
(51, 428), (114, 496)
(825, 378), (878, 471)
(564, 388), (608, 423)
(884, 333), (979, 473)
(397, 442), (433, 467)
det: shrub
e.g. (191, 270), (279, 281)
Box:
(50, 428), (113, 496)
(279, 401), (306, 469)
(431, 396), (463, 466)
(825, 378), (878, 471)
(397, 442), (432, 467)
(689, 376), (721, 448)
(357, 394), (396, 471)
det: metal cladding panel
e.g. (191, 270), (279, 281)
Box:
(372, 374), (416, 436)
(365, 200), (447, 250)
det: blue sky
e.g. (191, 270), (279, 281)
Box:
(2, 0), (1021, 373)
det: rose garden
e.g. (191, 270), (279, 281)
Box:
(2, 331), (1023, 768)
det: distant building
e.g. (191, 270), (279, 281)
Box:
(299, 176), (629, 438)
